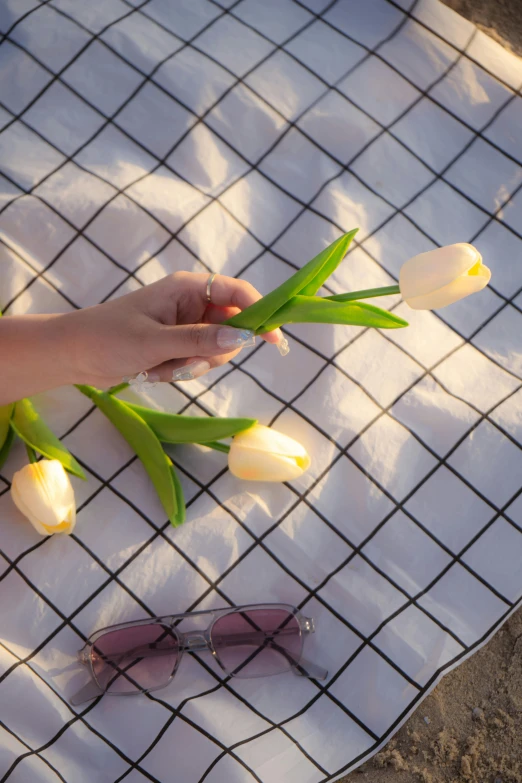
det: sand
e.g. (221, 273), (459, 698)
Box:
(442, 0), (522, 57)
(342, 6), (522, 780)
(342, 608), (522, 782)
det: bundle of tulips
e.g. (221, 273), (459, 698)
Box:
(1, 233), (490, 537)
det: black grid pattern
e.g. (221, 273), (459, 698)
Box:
(1, 0), (522, 780)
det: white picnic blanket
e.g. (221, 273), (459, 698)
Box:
(1, 0), (522, 781)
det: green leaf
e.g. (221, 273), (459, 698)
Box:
(223, 231), (358, 333)
(0, 320), (14, 470)
(326, 284), (401, 303)
(0, 425), (15, 471)
(167, 458), (186, 527)
(299, 229), (358, 296)
(76, 386), (182, 527)
(11, 398), (86, 479)
(125, 404), (256, 444)
(0, 402), (14, 453)
(197, 440), (230, 454)
(258, 295), (409, 332)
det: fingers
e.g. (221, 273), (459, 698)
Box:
(204, 305), (283, 345)
(203, 275), (283, 343)
(182, 272), (284, 343)
(151, 322), (256, 365)
(147, 350), (238, 383)
(146, 271), (284, 345)
(261, 326), (284, 345)
(198, 273), (261, 311)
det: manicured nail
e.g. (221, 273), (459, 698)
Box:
(276, 336), (290, 357)
(217, 327), (256, 350)
(172, 360), (211, 382)
(127, 371), (160, 391)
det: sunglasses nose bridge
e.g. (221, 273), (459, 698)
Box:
(181, 630), (209, 653)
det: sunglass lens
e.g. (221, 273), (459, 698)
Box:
(211, 608), (302, 678)
(91, 623), (179, 694)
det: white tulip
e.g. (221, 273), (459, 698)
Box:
(399, 243), (491, 310)
(11, 459), (76, 536)
(228, 424), (311, 482)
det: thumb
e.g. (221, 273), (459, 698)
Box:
(153, 323), (256, 362)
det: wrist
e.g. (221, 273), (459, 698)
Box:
(0, 313), (77, 405)
(44, 312), (82, 386)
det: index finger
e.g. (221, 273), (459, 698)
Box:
(203, 274), (282, 344)
(202, 274), (261, 310)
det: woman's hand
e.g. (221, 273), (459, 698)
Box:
(0, 272), (284, 405)
(69, 271), (283, 388)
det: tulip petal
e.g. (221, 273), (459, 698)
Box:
(405, 263), (491, 310)
(11, 460), (76, 536)
(11, 478), (49, 536)
(228, 424), (311, 482)
(399, 243), (481, 301)
(229, 448), (306, 482)
(23, 462), (74, 527)
(232, 425), (308, 460)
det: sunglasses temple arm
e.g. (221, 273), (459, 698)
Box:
(69, 680), (103, 706)
(292, 654), (328, 681)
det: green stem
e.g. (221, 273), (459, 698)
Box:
(75, 384), (94, 399)
(25, 444), (37, 464)
(107, 382), (129, 396)
(326, 284), (401, 302)
(200, 440), (230, 454)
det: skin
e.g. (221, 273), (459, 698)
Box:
(0, 272), (281, 406)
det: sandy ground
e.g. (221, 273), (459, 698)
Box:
(342, 5), (522, 781)
(442, 0), (522, 56)
(342, 608), (522, 783)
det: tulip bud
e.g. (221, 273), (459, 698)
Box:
(399, 243), (491, 310)
(228, 424), (311, 482)
(11, 459), (76, 536)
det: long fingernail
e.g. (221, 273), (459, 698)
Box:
(217, 327), (256, 350)
(172, 360), (211, 382)
(276, 336), (290, 356)
(126, 371), (160, 391)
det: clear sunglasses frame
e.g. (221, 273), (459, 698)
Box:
(71, 603), (328, 705)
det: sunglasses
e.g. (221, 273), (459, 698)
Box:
(70, 603), (328, 705)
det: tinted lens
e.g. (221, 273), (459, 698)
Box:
(91, 623), (179, 694)
(211, 608), (302, 678)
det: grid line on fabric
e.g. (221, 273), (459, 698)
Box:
(0, 717), (67, 783)
(0, 0), (516, 660)
(1, 0), (522, 782)
(0, 0), (521, 318)
(0, 1), (516, 410)
(0, 4), (520, 356)
(294, 0), (522, 94)
(0, 0), (516, 668)
(0, 0), (234, 310)
(0, 462), (276, 783)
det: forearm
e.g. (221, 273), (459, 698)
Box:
(0, 314), (75, 405)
